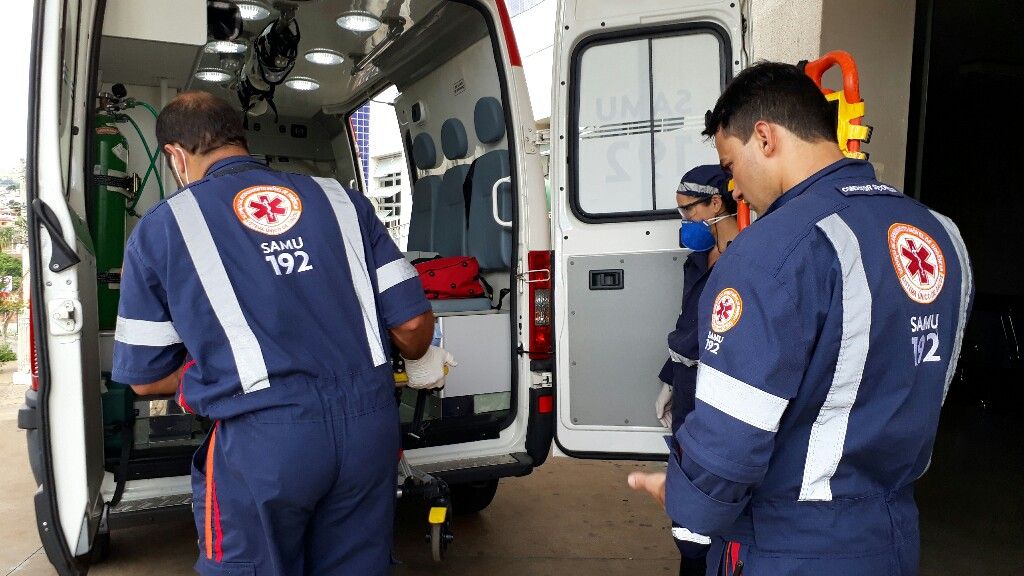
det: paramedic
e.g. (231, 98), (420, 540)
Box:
(111, 91), (455, 576)
(629, 62), (973, 575)
(655, 164), (739, 576)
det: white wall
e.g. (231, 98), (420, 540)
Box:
(748, 0), (825, 63)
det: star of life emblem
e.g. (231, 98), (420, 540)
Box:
(234, 185), (302, 236)
(711, 288), (743, 333)
(888, 223), (946, 304)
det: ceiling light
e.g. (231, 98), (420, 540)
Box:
(194, 68), (232, 83)
(205, 40), (247, 54)
(285, 76), (320, 91)
(304, 48), (345, 66)
(236, 1), (271, 21)
(336, 11), (381, 33)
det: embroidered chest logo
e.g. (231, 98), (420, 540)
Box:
(888, 223), (946, 304)
(234, 185), (302, 236)
(711, 288), (743, 333)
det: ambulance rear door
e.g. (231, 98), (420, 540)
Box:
(550, 0), (742, 457)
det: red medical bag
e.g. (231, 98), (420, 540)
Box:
(414, 256), (487, 300)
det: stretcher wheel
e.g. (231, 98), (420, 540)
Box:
(427, 504), (453, 562)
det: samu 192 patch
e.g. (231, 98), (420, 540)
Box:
(711, 288), (743, 333)
(234, 185), (303, 236)
(888, 223), (946, 304)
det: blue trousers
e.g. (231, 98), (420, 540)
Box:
(190, 378), (399, 575)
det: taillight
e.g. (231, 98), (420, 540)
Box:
(527, 250), (553, 360)
(494, 0), (523, 67)
(29, 298), (38, 391)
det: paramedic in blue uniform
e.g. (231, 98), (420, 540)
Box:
(629, 62), (974, 575)
(111, 91), (455, 576)
(655, 165), (739, 576)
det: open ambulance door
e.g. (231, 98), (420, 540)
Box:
(551, 0), (742, 458)
(26, 0), (109, 572)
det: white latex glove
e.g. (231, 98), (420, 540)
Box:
(655, 383), (673, 428)
(402, 346), (457, 389)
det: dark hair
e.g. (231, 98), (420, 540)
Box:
(702, 61), (835, 143)
(156, 91), (248, 154)
(717, 191), (738, 215)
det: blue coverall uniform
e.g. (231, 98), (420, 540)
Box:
(665, 158), (974, 575)
(659, 250), (713, 566)
(112, 156), (430, 575)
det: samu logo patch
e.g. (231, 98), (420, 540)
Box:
(711, 288), (743, 333)
(234, 185), (302, 236)
(888, 223), (946, 304)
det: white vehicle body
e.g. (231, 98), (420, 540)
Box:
(20, 0), (740, 572)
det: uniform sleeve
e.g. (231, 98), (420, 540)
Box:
(360, 197), (431, 328)
(111, 241), (187, 384)
(665, 251), (815, 535)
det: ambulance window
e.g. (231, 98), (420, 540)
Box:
(572, 28), (727, 220)
(349, 85), (412, 249)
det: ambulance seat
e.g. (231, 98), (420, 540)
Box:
(408, 132), (441, 252)
(433, 118), (472, 257)
(466, 97), (512, 271)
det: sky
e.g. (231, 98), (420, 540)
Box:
(1, 1), (33, 175)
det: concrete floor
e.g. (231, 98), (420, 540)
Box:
(3, 378), (1022, 575)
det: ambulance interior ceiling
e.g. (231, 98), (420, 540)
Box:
(98, 0), (488, 120)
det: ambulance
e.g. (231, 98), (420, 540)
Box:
(18, 0), (742, 571)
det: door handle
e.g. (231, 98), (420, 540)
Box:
(32, 199), (80, 273)
(491, 176), (513, 229)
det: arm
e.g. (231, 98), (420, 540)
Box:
(389, 309), (434, 360)
(635, 252), (815, 535)
(130, 363), (184, 396)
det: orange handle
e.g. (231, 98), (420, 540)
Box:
(802, 50), (864, 153)
(737, 202), (751, 231)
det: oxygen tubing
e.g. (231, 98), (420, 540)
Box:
(134, 101), (160, 121)
(120, 114), (165, 204)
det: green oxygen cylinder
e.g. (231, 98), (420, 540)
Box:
(91, 113), (129, 331)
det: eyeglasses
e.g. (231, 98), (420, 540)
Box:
(677, 197), (713, 218)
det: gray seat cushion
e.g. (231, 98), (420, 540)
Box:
(408, 176), (440, 252)
(474, 97), (506, 144)
(467, 150), (512, 270)
(430, 298), (493, 314)
(433, 165), (471, 256)
(441, 118), (470, 160)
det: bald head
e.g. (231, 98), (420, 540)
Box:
(156, 90), (248, 155)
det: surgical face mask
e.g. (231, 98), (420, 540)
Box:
(168, 146), (191, 188)
(678, 214), (734, 252)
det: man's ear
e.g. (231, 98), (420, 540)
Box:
(752, 120), (777, 157)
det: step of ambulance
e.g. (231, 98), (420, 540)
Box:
(415, 452), (533, 484)
(108, 492), (193, 529)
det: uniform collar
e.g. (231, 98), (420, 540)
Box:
(203, 155), (265, 177)
(762, 157), (873, 217)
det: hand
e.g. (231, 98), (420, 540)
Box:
(655, 383), (673, 428)
(628, 471), (667, 508)
(402, 346), (457, 389)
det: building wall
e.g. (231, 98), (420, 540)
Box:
(819, 0), (916, 189)
(749, 0), (825, 63)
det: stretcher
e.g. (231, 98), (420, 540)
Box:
(393, 359), (454, 563)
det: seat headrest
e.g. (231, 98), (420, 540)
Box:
(412, 132), (439, 170)
(441, 118), (470, 160)
(474, 97), (506, 144)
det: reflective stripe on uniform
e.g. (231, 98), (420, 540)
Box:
(695, 364), (789, 432)
(168, 189), (270, 393)
(671, 526), (712, 545)
(799, 213), (872, 502)
(677, 182), (718, 196)
(313, 177), (388, 367)
(377, 258), (418, 293)
(669, 349), (697, 367)
(114, 316), (182, 346)
(930, 210), (973, 405)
